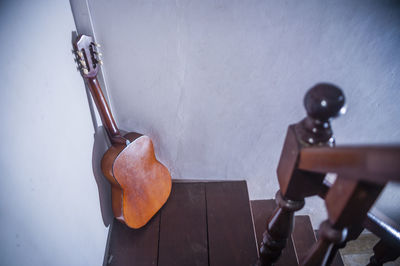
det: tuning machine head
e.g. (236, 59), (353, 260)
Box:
(92, 47), (103, 65)
(73, 49), (84, 59)
(73, 35), (102, 78)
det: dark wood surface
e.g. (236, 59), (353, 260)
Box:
(319, 182), (400, 252)
(158, 183), (208, 266)
(251, 200), (344, 266)
(257, 84), (400, 265)
(74, 35), (126, 144)
(292, 216), (317, 263)
(298, 146), (400, 183)
(313, 230), (345, 266)
(293, 217), (344, 266)
(206, 181), (258, 266)
(106, 213), (160, 266)
(87, 77), (124, 144)
(258, 84), (346, 266)
(367, 239), (400, 266)
(104, 181), (258, 266)
(364, 208), (400, 250)
(251, 200), (298, 266)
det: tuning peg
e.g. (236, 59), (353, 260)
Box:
(92, 42), (101, 47)
(79, 60), (86, 67)
(77, 51), (84, 58)
(97, 60), (103, 65)
(94, 51), (103, 57)
(82, 68), (89, 75)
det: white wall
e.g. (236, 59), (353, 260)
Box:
(0, 1), (107, 265)
(82, 0), (400, 226)
(1, 1), (400, 265)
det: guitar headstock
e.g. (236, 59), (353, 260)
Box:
(73, 35), (103, 78)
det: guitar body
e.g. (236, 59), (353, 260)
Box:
(101, 132), (171, 228)
(73, 34), (171, 229)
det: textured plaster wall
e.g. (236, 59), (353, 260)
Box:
(1, 1), (399, 265)
(84, 0), (400, 226)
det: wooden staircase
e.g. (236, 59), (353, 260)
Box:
(103, 181), (343, 266)
(103, 84), (400, 266)
(251, 200), (343, 266)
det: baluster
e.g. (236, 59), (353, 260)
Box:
(257, 83), (345, 266)
(367, 240), (400, 266)
(300, 177), (384, 266)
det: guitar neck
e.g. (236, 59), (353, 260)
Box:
(86, 77), (126, 145)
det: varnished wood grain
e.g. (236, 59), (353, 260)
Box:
(251, 200), (298, 266)
(298, 146), (400, 183)
(292, 216), (317, 263)
(87, 77), (126, 144)
(112, 136), (172, 229)
(294, 217), (344, 266)
(158, 182), (208, 266)
(313, 229), (344, 266)
(104, 181), (265, 266)
(105, 216), (160, 266)
(206, 181), (258, 266)
(368, 239), (400, 266)
(258, 84), (346, 266)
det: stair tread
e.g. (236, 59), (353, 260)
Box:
(293, 215), (344, 266)
(158, 182), (208, 266)
(293, 215), (317, 263)
(251, 200), (344, 266)
(314, 230), (345, 266)
(251, 200), (298, 266)
(207, 181), (258, 266)
(105, 181), (258, 266)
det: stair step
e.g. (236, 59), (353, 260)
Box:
(250, 200), (344, 266)
(104, 181), (258, 266)
(251, 200), (298, 265)
(292, 215), (317, 263)
(314, 230), (345, 266)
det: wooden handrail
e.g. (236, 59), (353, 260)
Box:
(317, 181), (400, 249)
(258, 84), (400, 266)
(298, 146), (400, 184)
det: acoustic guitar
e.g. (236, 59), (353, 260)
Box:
(73, 34), (171, 229)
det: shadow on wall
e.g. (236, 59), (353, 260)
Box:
(72, 30), (114, 226)
(92, 126), (114, 227)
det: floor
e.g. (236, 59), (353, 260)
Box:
(340, 233), (400, 266)
(104, 181), (399, 266)
(104, 181), (258, 266)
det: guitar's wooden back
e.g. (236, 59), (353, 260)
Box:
(114, 136), (171, 228)
(102, 133), (171, 229)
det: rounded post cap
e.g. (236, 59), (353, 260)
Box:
(304, 83), (346, 121)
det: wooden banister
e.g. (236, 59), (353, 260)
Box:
(257, 83), (346, 266)
(301, 177), (384, 266)
(257, 83), (400, 266)
(298, 146), (400, 183)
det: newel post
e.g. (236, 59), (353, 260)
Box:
(257, 83), (345, 266)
